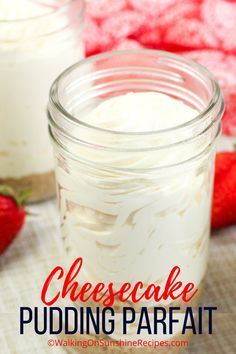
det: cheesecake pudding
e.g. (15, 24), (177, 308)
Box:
(60, 92), (210, 295)
(0, 0), (84, 202)
(48, 50), (224, 352)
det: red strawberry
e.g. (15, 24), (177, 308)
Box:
(212, 151), (236, 229)
(0, 186), (29, 254)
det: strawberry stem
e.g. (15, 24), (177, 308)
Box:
(0, 185), (31, 206)
(18, 190), (31, 206)
(0, 185), (16, 199)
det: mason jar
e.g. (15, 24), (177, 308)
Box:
(48, 50), (224, 352)
(0, 0), (84, 202)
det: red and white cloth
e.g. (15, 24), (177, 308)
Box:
(83, 0), (236, 138)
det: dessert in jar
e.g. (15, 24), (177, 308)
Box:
(0, 0), (84, 202)
(48, 50), (224, 353)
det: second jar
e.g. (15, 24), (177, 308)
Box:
(0, 0), (84, 202)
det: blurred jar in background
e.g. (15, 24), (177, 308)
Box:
(0, 0), (84, 202)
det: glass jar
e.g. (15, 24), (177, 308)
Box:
(0, 0), (84, 202)
(48, 50), (224, 352)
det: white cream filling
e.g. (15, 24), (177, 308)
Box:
(85, 92), (198, 132)
(0, 0), (50, 20)
(57, 92), (213, 340)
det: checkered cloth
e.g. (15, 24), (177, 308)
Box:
(0, 200), (235, 353)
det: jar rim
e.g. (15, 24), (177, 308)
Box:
(49, 49), (223, 137)
(0, 0), (85, 24)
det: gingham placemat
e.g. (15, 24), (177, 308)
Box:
(0, 200), (235, 354)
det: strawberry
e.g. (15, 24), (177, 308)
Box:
(212, 150), (236, 229)
(0, 186), (29, 254)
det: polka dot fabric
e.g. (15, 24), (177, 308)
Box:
(83, 0), (236, 138)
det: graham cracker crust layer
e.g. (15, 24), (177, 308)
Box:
(0, 170), (56, 202)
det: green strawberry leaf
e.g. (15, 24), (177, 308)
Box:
(0, 185), (31, 206)
(18, 190), (31, 206)
(0, 185), (16, 199)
